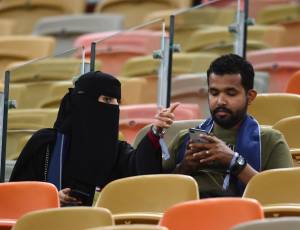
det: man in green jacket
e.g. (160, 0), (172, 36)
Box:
(163, 54), (293, 197)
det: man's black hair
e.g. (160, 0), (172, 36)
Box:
(206, 54), (255, 92)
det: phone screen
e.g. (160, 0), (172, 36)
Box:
(189, 128), (210, 143)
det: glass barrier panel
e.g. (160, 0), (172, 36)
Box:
(91, 19), (166, 145)
(2, 47), (86, 181)
(170, 0), (239, 118)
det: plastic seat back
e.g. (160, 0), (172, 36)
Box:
(95, 0), (182, 28)
(286, 70), (300, 94)
(0, 182), (59, 219)
(248, 93), (300, 125)
(243, 167), (300, 205)
(0, 0), (85, 34)
(159, 198), (264, 230)
(95, 174), (199, 214)
(247, 47), (300, 92)
(33, 14), (124, 53)
(12, 207), (113, 230)
(272, 115), (300, 148)
(231, 217), (300, 230)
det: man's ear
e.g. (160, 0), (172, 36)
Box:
(247, 89), (257, 105)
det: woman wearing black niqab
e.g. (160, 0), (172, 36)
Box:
(10, 71), (179, 206)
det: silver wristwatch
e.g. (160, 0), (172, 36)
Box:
(151, 125), (166, 137)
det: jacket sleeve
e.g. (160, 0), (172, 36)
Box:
(115, 131), (162, 178)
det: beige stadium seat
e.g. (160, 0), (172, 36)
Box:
(0, 19), (17, 35)
(257, 3), (300, 46)
(8, 58), (90, 83)
(185, 25), (285, 54)
(95, 174), (199, 225)
(11, 207), (113, 230)
(144, 7), (236, 50)
(7, 108), (58, 160)
(231, 217), (300, 230)
(248, 93), (300, 126)
(9, 81), (72, 109)
(8, 109), (58, 130)
(243, 168), (300, 206)
(119, 77), (157, 105)
(272, 115), (300, 149)
(290, 149), (300, 167)
(121, 53), (219, 77)
(7, 130), (36, 160)
(0, 0), (86, 34)
(0, 36), (55, 76)
(95, 0), (184, 28)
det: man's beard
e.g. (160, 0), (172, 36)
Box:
(210, 104), (248, 129)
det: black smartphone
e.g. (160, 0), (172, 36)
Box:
(189, 128), (210, 143)
(69, 189), (91, 205)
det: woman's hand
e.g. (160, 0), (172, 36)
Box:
(59, 188), (82, 206)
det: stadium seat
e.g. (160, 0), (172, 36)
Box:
(0, 19), (17, 35)
(0, 0), (86, 34)
(272, 115), (300, 149)
(95, 174), (199, 225)
(256, 3), (300, 46)
(185, 25), (284, 54)
(243, 168), (300, 206)
(121, 53), (219, 77)
(9, 81), (72, 109)
(286, 70), (300, 94)
(159, 198), (264, 230)
(119, 103), (201, 143)
(248, 93), (300, 125)
(144, 7), (236, 50)
(33, 14), (124, 54)
(231, 217), (300, 230)
(0, 181), (59, 229)
(8, 58), (87, 83)
(95, 0), (185, 28)
(290, 148), (300, 167)
(74, 30), (162, 75)
(247, 47), (300, 92)
(0, 36), (55, 77)
(11, 207), (113, 230)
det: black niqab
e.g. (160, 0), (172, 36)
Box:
(59, 71), (121, 204)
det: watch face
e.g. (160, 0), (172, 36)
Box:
(237, 156), (245, 165)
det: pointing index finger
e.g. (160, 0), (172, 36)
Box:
(169, 102), (180, 113)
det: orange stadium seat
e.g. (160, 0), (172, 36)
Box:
(247, 47), (300, 92)
(0, 182), (59, 229)
(74, 30), (162, 76)
(159, 198), (264, 230)
(286, 70), (300, 94)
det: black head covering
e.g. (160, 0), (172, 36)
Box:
(59, 71), (121, 205)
